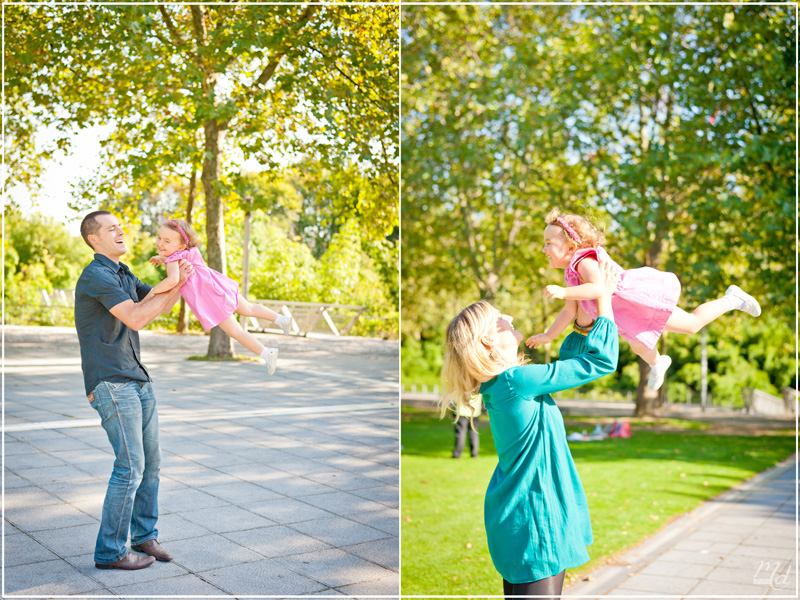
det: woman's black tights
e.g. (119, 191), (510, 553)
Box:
(503, 570), (565, 600)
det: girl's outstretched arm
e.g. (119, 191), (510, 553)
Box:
(545, 258), (606, 301)
(151, 260), (181, 295)
(515, 263), (620, 395)
(526, 300), (577, 348)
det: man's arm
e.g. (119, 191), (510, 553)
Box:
(109, 261), (193, 330)
(109, 290), (179, 331)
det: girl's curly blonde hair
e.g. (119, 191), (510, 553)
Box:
(163, 218), (201, 249)
(545, 207), (605, 250)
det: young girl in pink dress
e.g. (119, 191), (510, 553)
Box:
(526, 208), (761, 390)
(149, 219), (292, 374)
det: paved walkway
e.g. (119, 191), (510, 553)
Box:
(566, 453), (797, 599)
(4, 325), (399, 597)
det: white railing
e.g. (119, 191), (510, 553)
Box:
(246, 300), (368, 337)
(25, 291), (375, 338)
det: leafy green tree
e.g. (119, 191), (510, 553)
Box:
(401, 5), (795, 414)
(3, 210), (93, 324)
(6, 3), (398, 356)
(230, 216), (322, 303)
(402, 7), (596, 368)
(563, 6), (795, 413)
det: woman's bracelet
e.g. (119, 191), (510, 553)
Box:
(572, 318), (596, 336)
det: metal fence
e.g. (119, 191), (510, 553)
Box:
(7, 290), (397, 339)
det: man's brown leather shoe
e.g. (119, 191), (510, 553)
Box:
(131, 539), (173, 562)
(95, 553), (155, 570)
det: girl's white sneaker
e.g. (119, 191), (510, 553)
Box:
(725, 285), (761, 317)
(261, 348), (278, 375)
(275, 314), (292, 335)
(647, 355), (672, 391)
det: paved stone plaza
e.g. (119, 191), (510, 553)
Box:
(5, 325), (399, 597)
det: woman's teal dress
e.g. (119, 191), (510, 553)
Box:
(479, 317), (619, 583)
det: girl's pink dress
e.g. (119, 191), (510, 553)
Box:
(164, 247), (239, 331)
(565, 247), (680, 350)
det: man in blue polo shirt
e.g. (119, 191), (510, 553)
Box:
(75, 210), (193, 571)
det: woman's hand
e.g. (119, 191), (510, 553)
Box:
(525, 332), (553, 349)
(544, 285), (567, 300)
(149, 255), (165, 267)
(595, 261), (619, 320)
(599, 261), (620, 297)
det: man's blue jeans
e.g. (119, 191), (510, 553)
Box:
(89, 380), (161, 564)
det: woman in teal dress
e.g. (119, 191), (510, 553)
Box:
(442, 263), (619, 599)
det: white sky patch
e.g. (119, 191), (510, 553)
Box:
(10, 124), (114, 236)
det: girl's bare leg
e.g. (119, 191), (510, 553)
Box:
(629, 340), (659, 367)
(217, 315), (265, 356)
(235, 294), (279, 322)
(664, 299), (731, 335)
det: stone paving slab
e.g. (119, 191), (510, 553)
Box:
(343, 538), (400, 571)
(4, 559), (101, 595)
(222, 524), (334, 558)
(109, 573), (225, 596)
(566, 453), (797, 599)
(4, 533), (61, 567)
(4, 325), (399, 596)
(275, 548), (397, 589)
(201, 559), (328, 595)
(242, 497), (338, 525)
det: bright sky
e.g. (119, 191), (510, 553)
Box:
(10, 125), (113, 236)
(11, 123), (272, 237)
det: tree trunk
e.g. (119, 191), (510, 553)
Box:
(634, 360), (659, 416)
(478, 272), (501, 302)
(202, 119), (234, 358)
(657, 332), (668, 407)
(700, 326), (708, 411)
(176, 168), (197, 334)
(239, 198), (253, 329)
(635, 215), (667, 415)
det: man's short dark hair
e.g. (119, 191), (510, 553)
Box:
(80, 211), (113, 250)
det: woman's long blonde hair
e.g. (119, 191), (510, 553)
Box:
(440, 301), (521, 420)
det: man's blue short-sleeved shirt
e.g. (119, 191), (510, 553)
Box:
(74, 254), (153, 395)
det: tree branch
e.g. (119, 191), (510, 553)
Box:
(741, 77), (765, 137)
(490, 200), (505, 274)
(148, 25), (173, 49)
(158, 6), (187, 48)
(459, 197), (484, 286)
(306, 41), (394, 115)
(496, 206), (524, 279)
(380, 137), (397, 188)
(190, 5), (209, 51)
(238, 4), (319, 105)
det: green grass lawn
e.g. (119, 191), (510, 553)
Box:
(401, 408), (795, 596)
